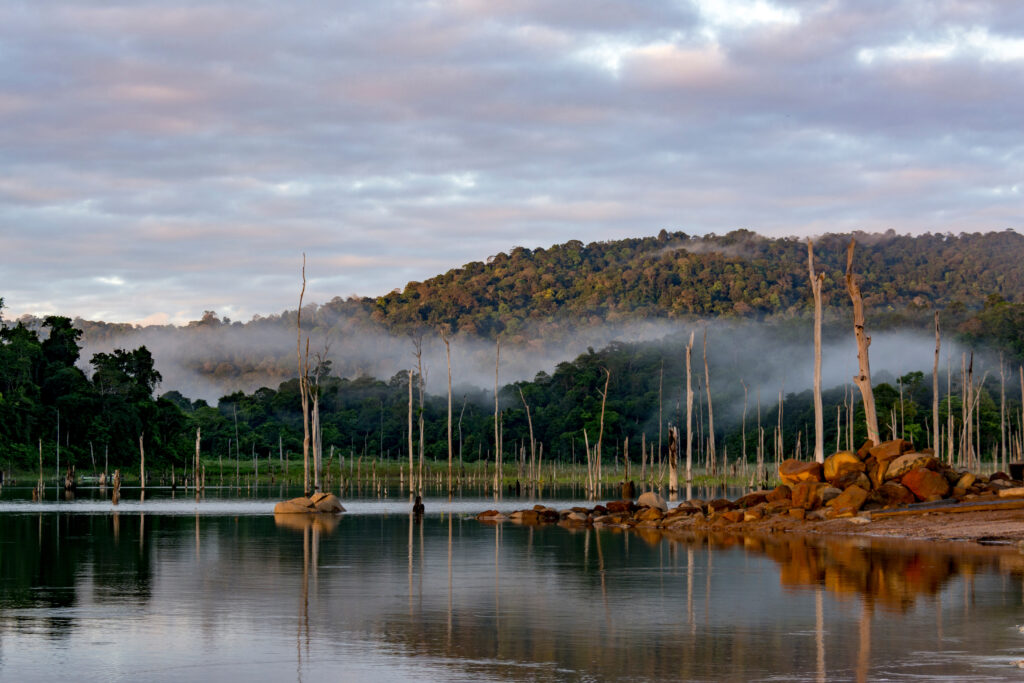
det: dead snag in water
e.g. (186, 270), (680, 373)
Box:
(845, 239), (880, 445)
(932, 312), (940, 462)
(807, 239), (824, 463)
(685, 331), (694, 483)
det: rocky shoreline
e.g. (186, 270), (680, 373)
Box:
(477, 439), (1024, 544)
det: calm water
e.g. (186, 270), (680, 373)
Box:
(2, 485), (1024, 681)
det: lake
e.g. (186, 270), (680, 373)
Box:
(2, 484), (1023, 681)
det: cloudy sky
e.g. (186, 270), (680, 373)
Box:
(2, 0), (1022, 325)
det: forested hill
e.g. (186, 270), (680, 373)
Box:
(11, 229), (1024, 398)
(371, 229), (1024, 339)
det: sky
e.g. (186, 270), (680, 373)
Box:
(2, 0), (1022, 326)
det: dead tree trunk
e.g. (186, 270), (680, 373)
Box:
(845, 239), (880, 445)
(1000, 354), (1006, 473)
(685, 331), (694, 482)
(519, 387), (536, 485)
(413, 334), (425, 496)
(808, 239), (825, 463)
(703, 327), (717, 469)
(494, 339), (501, 492)
(596, 367), (610, 490)
(407, 369), (414, 497)
(139, 432), (146, 491)
(933, 312), (941, 461)
(442, 328), (453, 492)
(668, 425), (679, 496)
(296, 254), (311, 496)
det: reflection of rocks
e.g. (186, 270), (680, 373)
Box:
(273, 511), (341, 534)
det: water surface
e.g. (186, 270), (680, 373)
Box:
(2, 485), (1023, 681)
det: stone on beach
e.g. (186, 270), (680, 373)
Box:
(779, 459), (823, 486)
(901, 467), (950, 501)
(637, 491), (668, 512)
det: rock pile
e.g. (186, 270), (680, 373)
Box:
(274, 491), (346, 514)
(476, 440), (1024, 529)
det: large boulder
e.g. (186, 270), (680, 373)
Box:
(884, 453), (937, 481)
(827, 485), (869, 517)
(734, 491), (769, 508)
(901, 467), (950, 501)
(824, 451), (862, 482)
(637, 491), (668, 512)
(274, 499), (315, 514)
(314, 493), (345, 513)
(870, 482), (917, 508)
(766, 485), (792, 502)
(832, 469), (872, 491)
(779, 459), (823, 486)
(869, 439), (913, 462)
(635, 506), (663, 522)
(792, 481), (829, 510)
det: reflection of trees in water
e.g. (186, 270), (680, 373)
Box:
(0, 513), (155, 639)
(4, 513), (1024, 680)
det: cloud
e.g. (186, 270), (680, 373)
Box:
(0, 0), (1021, 324)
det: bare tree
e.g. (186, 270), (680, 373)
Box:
(519, 387), (536, 484)
(932, 312), (940, 460)
(407, 369), (414, 497)
(685, 331), (694, 482)
(412, 334), (426, 495)
(441, 327), (453, 492)
(296, 254), (311, 495)
(807, 239), (825, 463)
(703, 327), (717, 468)
(494, 339), (501, 492)
(596, 367), (611, 490)
(845, 240), (880, 444)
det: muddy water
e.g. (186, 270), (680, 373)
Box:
(1, 487), (1023, 681)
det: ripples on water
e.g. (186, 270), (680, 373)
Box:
(1, 483), (1023, 681)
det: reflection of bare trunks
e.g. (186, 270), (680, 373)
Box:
(668, 426), (679, 497)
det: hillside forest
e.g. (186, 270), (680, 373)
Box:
(2, 230), (1024, 480)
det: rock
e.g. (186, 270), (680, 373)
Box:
(476, 509), (502, 520)
(509, 510), (540, 524)
(563, 512), (589, 525)
(856, 439), (874, 459)
(884, 453), (937, 481)
(824, 451), (862, 482)
(707, 498), (736, 512)
(990, 471), (1011, 482)
(721, 509), (745, 524)
(870, 482), (917, 508)
(826, 485), (869, 517)
(820, 486), (843, 505)
(635, 506), (664, 522)
(674, 501), (702, 515)
(743, 505), (765, 522)
(734, 491), (769, 508)
(637, 491), (668, 512)
(788, 507), (806, 520)
(779, 459), (823, 486)
(869, 439), (913, 462)
(765, 499), (791, 514)
(314, 493), (345, 513)
(832, 470), (872, 492)
(274, 500), (315, 514)
(792, 481), (829, 510)
(605, 500), (634, 514)
(866, 458), (887, 489)
(766, 485), (792, 502)
(310, 491), (330, 505)
(901, 467), (950, 501)
(998, 487), (1024, 498)
(956, 472), (976, 489)
(845, 515), (871, 525)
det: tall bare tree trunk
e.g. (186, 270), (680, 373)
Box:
(668, 426), (678, 496)
(685, 331), (694, 482)
(933, 312), (940, 461)
(494, 339), (501, 492)
(297, 254), (311, 496)
(413, 335), (425, 496)
(596, 367), (610, 490)
(703, 327), (717, 469)
(139, 432), (145, 491)
(658, 360), (663, 485)
(741, 379), (748, 465)
(408, 369), (414, 497)
(808, 239), (825, 463)
(442, 329), (453, 492)
(195, 428), (201, 500)
(1000, 354), (1007, 473)
(966, 353), (974, 469)
(845, 239), (880, 445)
(519, 387), (536, 485)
